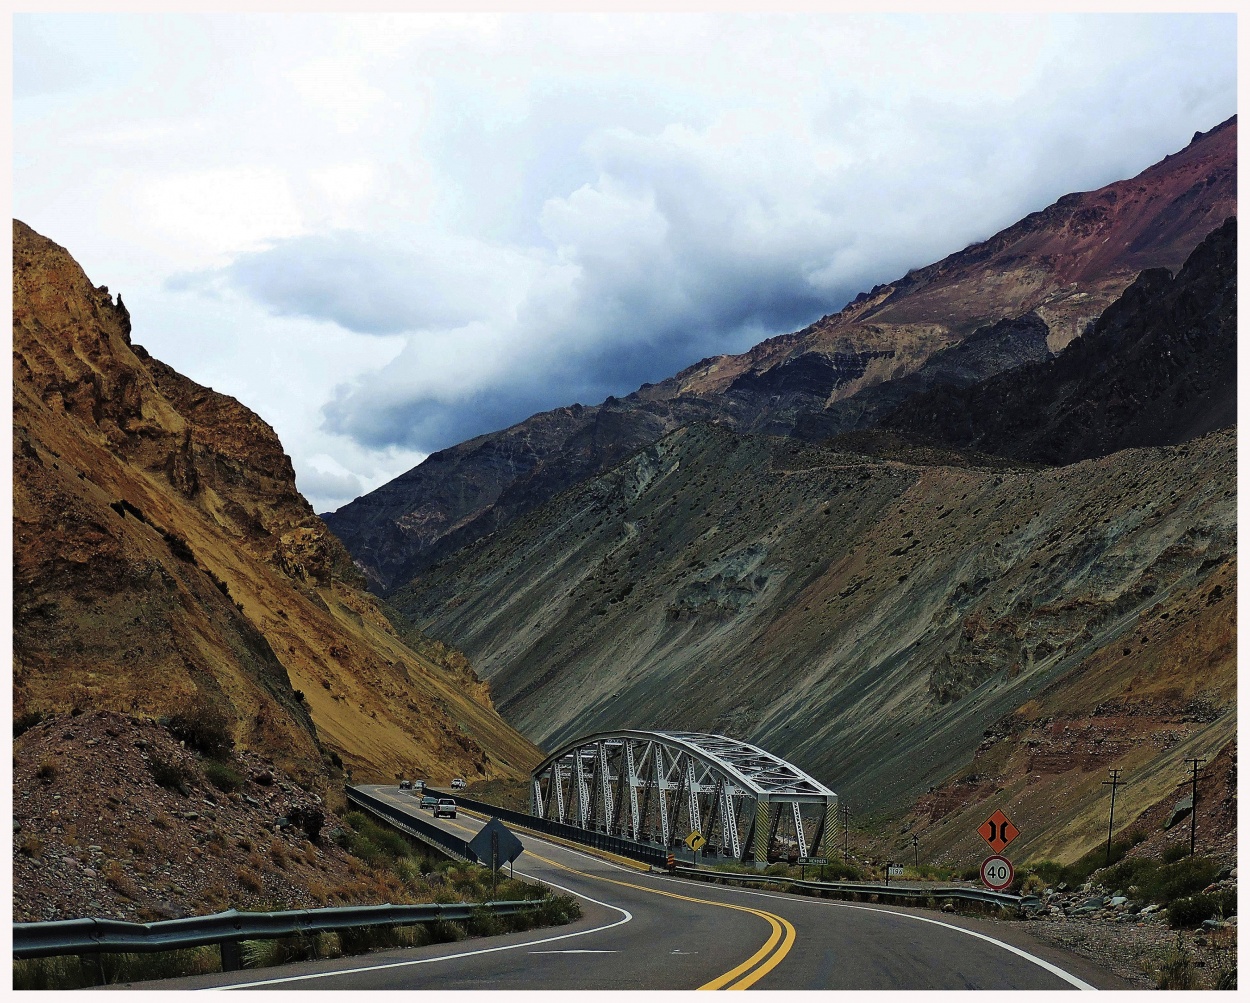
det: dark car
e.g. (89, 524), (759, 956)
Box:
(420, 795), (438, 810)
(399, 780), (411, 790)
(434, 798), (457, 819)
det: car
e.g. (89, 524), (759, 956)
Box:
(450, 778), (466, 790)
(434, 798), (457, 819)
(420, 795), (438, 810)
(412, 780), (425, 792)
(399, 780), (411, 790)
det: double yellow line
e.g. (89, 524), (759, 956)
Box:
(404, 795), (795, 989)
(529, 849), (795, 990)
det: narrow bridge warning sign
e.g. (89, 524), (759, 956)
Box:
(977, 810), (1019, 853)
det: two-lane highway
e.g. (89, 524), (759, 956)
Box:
(127, 786), (1130, 990)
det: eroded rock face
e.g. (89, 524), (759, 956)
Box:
(326, 117), (1236, 592)
(12, 221), (540, 785)
(394, 422), (1234, 821)
(883, 217), (1237, 464)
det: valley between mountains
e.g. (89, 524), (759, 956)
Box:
(351, 120), (1238, 868)
(10, 115), (1236, 939)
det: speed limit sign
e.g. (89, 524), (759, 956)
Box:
(980, 854), (1014, 891)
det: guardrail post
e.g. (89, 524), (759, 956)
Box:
(220, 938), (242, 972)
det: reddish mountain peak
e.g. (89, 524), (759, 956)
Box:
(672, 116), (1236, 397)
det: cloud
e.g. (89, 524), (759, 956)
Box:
(13, 11), (1237, 501)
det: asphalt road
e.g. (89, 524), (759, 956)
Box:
(128, 786), (1129, 991)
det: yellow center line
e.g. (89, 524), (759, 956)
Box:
(415, 802), (795, 990)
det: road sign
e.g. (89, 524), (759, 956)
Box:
(888, 864), (904, 877)
(797, 857), (828, 865)
(980, 854), (1014, 891)
(468, 818), (523, 869)
(977, 810), (1019, 853)
(685, 831), (707, 851)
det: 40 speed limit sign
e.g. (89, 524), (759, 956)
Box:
(980, 854), (1014, 891)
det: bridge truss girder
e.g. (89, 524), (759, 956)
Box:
(530, 730), (838, 868)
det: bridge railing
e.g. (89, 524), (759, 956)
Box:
(346, 786), (478, 862)
(433, 790), (668, 868)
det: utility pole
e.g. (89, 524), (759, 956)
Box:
(842, 805), (851, 864)
(912, 833), (919, 868)
(1184, 758), (1205, 857)
(1102, 769), (1123, 867)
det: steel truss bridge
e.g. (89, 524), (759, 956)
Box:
(530, 730), (838, 868)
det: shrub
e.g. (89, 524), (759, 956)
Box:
(19, 834), (43, 858)
(237, 868), (264, 893)
(204, 760), (245, 793)
(102, 861), (139, 899)
(1163, 842), (1191, 864)
(148, 757), (191, 795)
(287, 805), (326, 844)
(36, 759), (60, 782)
(168, 696), (233, 760)
(269, 841), (288, 870)
(14, 711), (44, 738)
(1167, 890), (1237, 929)
(1152, 934), (1196, 990)
(150, 812), (171, 830)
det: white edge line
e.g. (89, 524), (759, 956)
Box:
(206, 872), (632, 990)
(671, 878), (1097, 991)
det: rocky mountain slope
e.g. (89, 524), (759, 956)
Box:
(883, 217), (1236, 464)
(395, 423), (1234, 859)
(325, 116), (1236, 591)
(12, 220), (540, 787)
(392, 204), (1236, 865)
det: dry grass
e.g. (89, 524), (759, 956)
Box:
(269, 840), (289, 870)
(18, 833), (43, 858)
(102, 861), (140, 900)
(237, 867), (264, 893)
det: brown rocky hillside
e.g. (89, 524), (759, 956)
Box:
(12, 220), (540, 787)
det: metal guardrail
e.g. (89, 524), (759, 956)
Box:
(346, 786), (478, 863)
(433, 790), (668, 868)
(13, 899), (542, 968)
(674, 866), (1024, 908)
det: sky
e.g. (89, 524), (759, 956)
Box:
(12, 12), (1237, 513)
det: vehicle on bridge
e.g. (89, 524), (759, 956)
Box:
(530, 730), (838, 870)
(450, 778), (466, 789)
(434, 798), (457, 819)
(420, 794), (438, 811)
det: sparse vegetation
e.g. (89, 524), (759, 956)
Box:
(204, 759), (245, 793)
(147, 756), (191, 795)
(35, 758), (60, 782)
(1166, 889), (1236, 929)
(102, 861), (140, 900)
(18, 834), (44, 858)
(1150, 933), (1196, 990)
(167, 694), (233, 760)
(14, 710), (44, 737)
(237, 867), (264, 893)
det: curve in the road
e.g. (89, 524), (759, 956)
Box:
(209, 872), (633, 991)
(528, 848), (793, 990)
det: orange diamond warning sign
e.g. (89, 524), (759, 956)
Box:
(977, 810), (1019, 853)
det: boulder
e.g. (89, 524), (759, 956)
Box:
(1165, 796), (1194, 830)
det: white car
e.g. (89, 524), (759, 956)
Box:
(450, 778), (466, 790)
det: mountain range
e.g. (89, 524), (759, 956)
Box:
(323, 117), (1236, 595)
(334, 118), (1236, 865)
